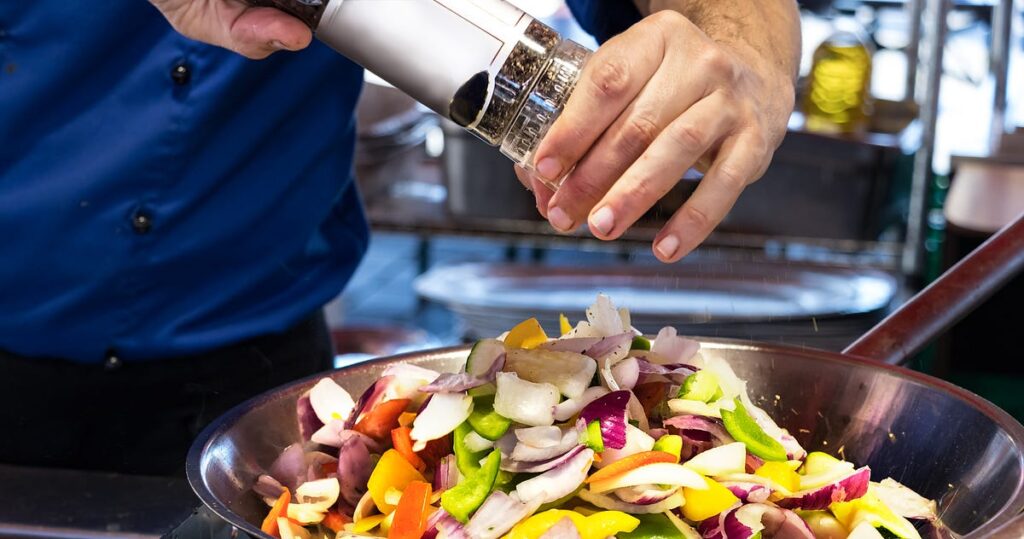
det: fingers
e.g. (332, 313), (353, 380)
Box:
(149, 0), (311, 59)
(227, 6), (312, 59)
(514, 166), (554, 219)
(545, 60), (707, 232)
(652, 131), (770, 263)
(530, 23), (666, 185)
(585, 92), (737, 240)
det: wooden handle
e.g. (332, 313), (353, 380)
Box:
(243, 0), (328, 29)
(843, 210), (1024, 365)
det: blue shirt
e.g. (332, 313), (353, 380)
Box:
(0, 1), (638, 363)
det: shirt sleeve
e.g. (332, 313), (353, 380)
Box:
(564, 0), (643, 43)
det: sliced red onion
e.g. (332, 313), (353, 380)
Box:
(411, 392), (473, 451)
(664, 415), (735, 459)
(515, 447), (594, 504)
(627, 392), (650, 432)
(423, 508), (448, 539)
(253, 474), (286, 504)
(510, 424), (584, 462)
(421, 353), (506, 393)
(465, 491), (543, 539)
(309, 378), (356, 426)
(435, 510), (470, 539)
(304, 451), (338, 483)
(539, 517), (581, 539)
(577, 488), (684, 514)
(268, 443), (307, 492)
(647, 427), (669, 440)
(336, 432), (374, 507)
(745, 453), (765, 473)
(721, 482), (772, 503)
(635, 359), (699, 383)
(717, 503), (814, 539)
(584, 333), (634, 362)
(552, 386), (609, 422)
(579, 390), (630, 450)
(778, 466), (871, 510)
(780, 433), (807, 461)
(611, 357), (640, 390)
(346, 376), (391, 428)
(651, 326), (701, 365)
(613, 484), (677, 505)
(311, 419), (352, 448)
(503, 444), (587, 474)
(434, 454), (459, 492)
(539, 337), (602, 354)
(296, 392), (324, 442)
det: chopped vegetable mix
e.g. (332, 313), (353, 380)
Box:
(254, 294), (938, 539)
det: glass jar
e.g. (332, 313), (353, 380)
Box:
(802, 14), (874, 134)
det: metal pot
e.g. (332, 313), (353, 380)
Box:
(188, 213), (1024, 538)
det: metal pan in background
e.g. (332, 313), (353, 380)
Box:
(414, 260), (898, 349)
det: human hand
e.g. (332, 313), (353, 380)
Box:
(149, 0), (311, 59)
(516, 10), (796, 262)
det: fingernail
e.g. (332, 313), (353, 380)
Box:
(535, 157), (562, 181)
(548, 207), (574, 232)
(589, 206), (615, 236)
(655, 234), (680, 259)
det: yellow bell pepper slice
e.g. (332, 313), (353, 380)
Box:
(682, 477), (740, 522)
(830, 492), (921, 539)
(503, 509), (639, 539)
(559, 314), (573, 336)
(351, 514), (386, 534)
(756, 461), (801, 493)
(581, 511), (640, 539)
(368, 449), (426, 514)
(505, 318), (548, 349)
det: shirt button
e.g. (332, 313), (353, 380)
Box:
(170, 63), (191, 85)
(131, 208), (153, 234)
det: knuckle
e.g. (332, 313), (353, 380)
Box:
(619, 115), (660, 156)
(564, 170), (609, 207)
(589, 57), (632, 101)
(649, 9), (687, 27)
(716, 163), (748, 190)
(701, 48), (738, 81)
(666, 122), (707, 154)
(680, 203), (713, 232)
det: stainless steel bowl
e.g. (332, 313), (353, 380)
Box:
(188, 339), (1024, 538)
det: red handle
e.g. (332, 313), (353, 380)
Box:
(242, 0), (328, 29)
(843, 211), (1024, 365)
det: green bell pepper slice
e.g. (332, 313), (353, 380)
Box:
(721, 398), (788, 461)
(585, 419), (605, 452)
(441, 449), (501, 522)
(677, 370), (721, 402)
(630, 336), (652, 351)
(467, 394), (512, 441)
(454, 421), (488, 476)
(618, 513), (685, 539)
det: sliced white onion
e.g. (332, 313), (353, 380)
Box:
(511, 425), (582, 462)
(577, 488), (685, 514)
(586, 294), (627, 336)
(294, 477), (340, 512)
(553, 386), (610, 422)
(596, 424), (654, 468)
(286, 502), (327, 525)
(627, 392), (650, 432)
(872, 479), (939, 521)
(494, 372), (559, 427)
(411, 392), (473, 451)
(516, 448), (594, 504)
(506, 349), (596, 399)
(847, 521), (887, 539)
(278, 517), (312, 539)
(515, 425), (563, 448)
(464, 430), (495, 452)
(667, 398), (728, 418)
(650, 327), (701, 365)
(309, 378), (356, 425)
(611, 357), (640, 390)
(682, 442), (747, 477)
(664, 510), (702, 539)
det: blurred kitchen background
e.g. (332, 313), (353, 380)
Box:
(325, 0), (1024, 418)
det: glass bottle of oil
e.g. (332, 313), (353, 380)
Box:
(803, 14), (874, 134)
